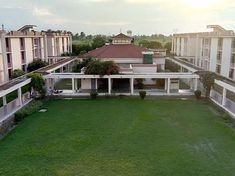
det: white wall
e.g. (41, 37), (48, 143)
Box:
(10, 38), (22, 70)
(132, 66), (157, 74)
(209, 38), (218, 72)
(25, 38), (33, 64)
(0, 55), (4, 84)
(81, 79), (91, 89)
(99, 58), (143, 64)
(40, 38), (45, 59)
(180, 38), (185, 56)
(59, 37), (63, 55)
(221, 38), (232, 77)
(176, 37), (180, 56)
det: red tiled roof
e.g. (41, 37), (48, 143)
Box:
(84, 44), (149, 59)
(112, 33), (131, 39)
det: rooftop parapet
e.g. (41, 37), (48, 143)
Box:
(173, 25), (235, 37)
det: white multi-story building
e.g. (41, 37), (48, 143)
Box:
(0, 25), (72, 85)
(172, 25), (235, 80)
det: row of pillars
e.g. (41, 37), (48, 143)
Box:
(68, 77), (198, 95)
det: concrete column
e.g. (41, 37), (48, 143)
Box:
(130, 78), (134, 95)
(72, 78), (75, 93)
(167, 78), (171, 94)
(74, 79), (78, 91)
(3, 96), (7, 106)
(180, 67), (183, 72)
(60, 67), (63, 73)
(164, 79), (168, 91)
(1, 32), (9, 83)
(108, 78), (112, 95)
(18, 88), (22, 106)
(190, 79), (193, 90)
(194, 78), (198, 91)
(222, 88), (227, 106)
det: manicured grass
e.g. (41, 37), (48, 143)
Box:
(1, 99), (235, 175)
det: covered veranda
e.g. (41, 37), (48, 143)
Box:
(44, 73), (199, 96)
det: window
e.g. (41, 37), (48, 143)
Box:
(5, 38), (10, 52)
(7, 54), (11, 64)
(229, 69), (234, 79)
(21, 51), (25, 63)
(22, 65), (26, 72)
(232, 38), (235, 48)
(8, 69), (12, 79)
(216, 65), (221, 74)
(218, 38), (223, 48)
(20, 38), (24, 49)
(231, 54), (235, 64)
(204, 38), (210, 45)
(217, 51), (222, 63)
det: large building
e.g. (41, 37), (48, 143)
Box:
(85, 33), (166, 70)
(172, 25), (235, 80)
(0, 25), (72, 85)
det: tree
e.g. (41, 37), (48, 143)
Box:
(27, 60), (48, 72)
(198, 71), (216, 98)
(12, 69), (25, 78)
(92, 36), (106, 49)
(85, 60), (119, 75)
(73, 58), (94, 73)
(164, 42), (172, 54)
(80, 32), (86, 39)
(138, 40), (162, 49)
(27, 73), (45, 98)
(72, 44), (92, 56)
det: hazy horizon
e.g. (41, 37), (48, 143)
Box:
(1, 0), (235, 35)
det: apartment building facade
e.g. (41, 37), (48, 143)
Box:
(0, 25), (72, 85)
(172, 25), (235, 80)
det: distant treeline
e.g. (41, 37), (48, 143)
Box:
(71, 32), (172, 56)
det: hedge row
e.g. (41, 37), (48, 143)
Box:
(15, 101), (43, 123)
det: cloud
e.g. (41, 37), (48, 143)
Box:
(83, 21), (130, 26)
(88, 0), (112, 2)
(125, 0), (164, 4)
(33, 7), (53, 17)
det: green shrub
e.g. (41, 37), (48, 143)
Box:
(12, 69), (25, 78)
(15, 101), (43, 123)
(194, 90), (202, 99)
(27, 60), (48, 72)
(136, 79), (144, 89)
(90, 91), (98, 99)
(139, 91), (147, 100)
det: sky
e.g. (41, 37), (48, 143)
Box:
(1, 0), (235, 35)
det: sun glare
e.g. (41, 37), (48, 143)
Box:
(182, 0), (220, 8)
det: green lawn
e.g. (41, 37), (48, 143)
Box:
(1, 99), (235, 176)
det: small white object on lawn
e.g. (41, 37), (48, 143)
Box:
(39, 109), (48, 113)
